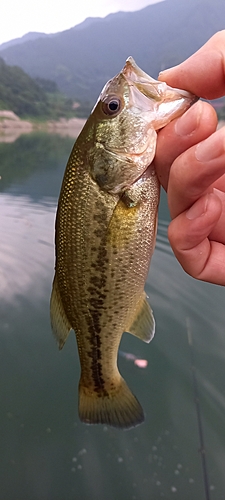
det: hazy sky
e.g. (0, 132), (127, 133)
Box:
(0, 0), (164, 45)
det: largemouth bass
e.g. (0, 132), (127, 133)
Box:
(50, 57), (196, 429)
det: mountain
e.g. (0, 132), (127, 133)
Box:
(0, 0), (224, 106)
(0, 32), (48, 51)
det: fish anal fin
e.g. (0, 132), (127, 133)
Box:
(50, 274), (72, 349)
(126, 292), (155, 343)
(79, 377), (144, 429)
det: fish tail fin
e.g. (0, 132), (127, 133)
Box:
(78, 377), (144, 429)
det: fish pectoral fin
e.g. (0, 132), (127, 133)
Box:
(50, 274), (72, 350)
(126, 292), (155, 343)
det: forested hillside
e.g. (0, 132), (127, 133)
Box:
(0, 57), (79, 118)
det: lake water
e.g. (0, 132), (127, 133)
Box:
(1, 132), (225, 500)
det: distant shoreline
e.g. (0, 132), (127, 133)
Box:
(0, 110), (224, 144)
(0, 111), (87, 142)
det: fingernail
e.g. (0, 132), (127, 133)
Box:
(213, 187), (224, 201)
(175, 100), (202, 137)
(186, 194), (210, 220)
(195, 129), (225, 162)
(158, 66), (177, 79)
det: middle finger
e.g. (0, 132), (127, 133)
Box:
(168, 126), (225, 218)
(154, 100), (217, 191)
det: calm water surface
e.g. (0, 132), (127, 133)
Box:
(1, 133), (225, 500)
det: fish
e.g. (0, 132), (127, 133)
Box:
(50, 57), (197, 429)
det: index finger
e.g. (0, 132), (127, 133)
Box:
(158, 31), (225, 99)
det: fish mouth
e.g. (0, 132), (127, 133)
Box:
(123, 56), (196, 102)
(122, 56), (198, 126)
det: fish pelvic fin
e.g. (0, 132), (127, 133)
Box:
(79, 377), (144, 429)
(50, 274), (72, 350)
(126, 292), (155, 343)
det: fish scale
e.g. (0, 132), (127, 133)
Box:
(50, 56), (197, 429)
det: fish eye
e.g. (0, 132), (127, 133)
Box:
(101, 95), (122, 116)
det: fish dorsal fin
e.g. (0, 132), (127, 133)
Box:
(50, 275), (72, 350)
(126, 292), (155, 343)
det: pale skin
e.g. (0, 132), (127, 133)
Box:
(154, 30), (225, 285)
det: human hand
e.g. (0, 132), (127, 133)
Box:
(154, 31), (225, 285)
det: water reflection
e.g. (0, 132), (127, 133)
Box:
(0, 133), (74, 193)
(1, 134), (225, 499)
(0, 118), (85, 144)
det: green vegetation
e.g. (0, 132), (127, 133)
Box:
(0, 57), (89, 119)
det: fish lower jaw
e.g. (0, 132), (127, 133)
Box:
(111, 128), (157, 160)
